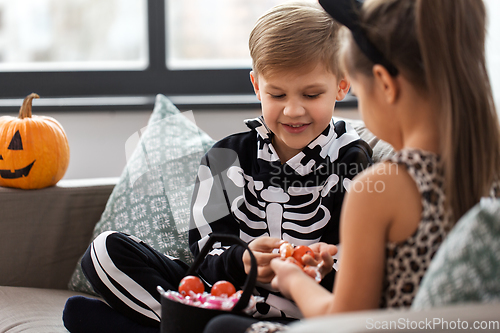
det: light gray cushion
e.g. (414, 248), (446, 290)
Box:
(0, 286), (100, 333)
(68, 94), (216, 295)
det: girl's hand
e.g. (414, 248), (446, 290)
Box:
(270, 257), (304, 299)
(242, 237), (281, 283)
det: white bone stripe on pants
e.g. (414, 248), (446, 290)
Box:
(81, 230), (190, 327)
(90, 231), (162, 322)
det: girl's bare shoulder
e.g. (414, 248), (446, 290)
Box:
(345, 161), (421, 239)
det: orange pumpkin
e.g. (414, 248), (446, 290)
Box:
(0, 93), (70, 189)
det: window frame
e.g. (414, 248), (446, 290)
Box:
(0, 0), (356, 112)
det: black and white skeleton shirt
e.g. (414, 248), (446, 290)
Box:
(188, 116), (372, 318)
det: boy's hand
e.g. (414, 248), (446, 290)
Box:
(302, 243), (337, 279)
(243, 237), (281, 283)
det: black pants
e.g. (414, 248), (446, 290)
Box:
(81, 231), (190, 328)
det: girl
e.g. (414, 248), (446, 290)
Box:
(271, 0), (500, 316)
(203, 0), (500, 331)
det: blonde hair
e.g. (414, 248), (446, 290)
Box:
(342, 0), (500, 221)
(249, 1), (343, 78)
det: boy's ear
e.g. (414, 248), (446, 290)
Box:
(335, 78), (350, 101)
(249, 71), (262, 101)
(372, 65), (398, 104)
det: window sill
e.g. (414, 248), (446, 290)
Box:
(0, 93), (357, 113)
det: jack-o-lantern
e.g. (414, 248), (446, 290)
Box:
(0, 93), (70, 189)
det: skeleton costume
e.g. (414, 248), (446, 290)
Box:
(189, 116), (373, 319)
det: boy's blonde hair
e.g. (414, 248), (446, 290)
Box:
(249, 1), (343, 79)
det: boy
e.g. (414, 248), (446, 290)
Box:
(65, 2), (372, 332)
(189, 0), (372, 324)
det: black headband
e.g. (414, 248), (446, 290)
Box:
(319, 0), (399, 76)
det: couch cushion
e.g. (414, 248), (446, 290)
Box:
(0, 286), (100, 333)
(412, 198), (500, 309)
(68, 95), (216, 295)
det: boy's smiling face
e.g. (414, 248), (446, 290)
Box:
(251, 64), (349, 162)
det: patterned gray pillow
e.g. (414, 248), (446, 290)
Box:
(412, 198), (500, 309)
(68, 94), (215, 295)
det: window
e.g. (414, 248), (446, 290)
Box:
(0, 0), (355, 111)
(0, 0), (148, 71)
(166, 0), (286, 70)
(0, 1), (256, 110)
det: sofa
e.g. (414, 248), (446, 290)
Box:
(1, 96), (499, 332)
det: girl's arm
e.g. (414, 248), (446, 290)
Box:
(271, 162), (417, 317)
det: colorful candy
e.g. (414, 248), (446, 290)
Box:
(165, 278), (262, 313)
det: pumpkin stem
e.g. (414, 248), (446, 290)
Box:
(18, 93), (40, 119)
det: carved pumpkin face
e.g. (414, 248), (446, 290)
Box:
(0, 94), (70, 189)
(0, 130), (35, 179)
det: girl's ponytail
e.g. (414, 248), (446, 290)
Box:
(415, 0), (500, 221)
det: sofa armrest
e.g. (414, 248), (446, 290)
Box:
(0, 178), (117, 290)
(287, 303), (500, 332)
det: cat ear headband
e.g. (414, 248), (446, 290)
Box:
(319, 0), (399, 76)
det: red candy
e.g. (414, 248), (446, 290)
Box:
(292, 245), (314, 266)
(178, 275), (204, 296)
(211, 280), (236, 297)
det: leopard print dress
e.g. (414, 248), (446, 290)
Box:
(380, 148), (452, 308)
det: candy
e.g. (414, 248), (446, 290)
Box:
(178, 275), (204, 296)
(279, 242), (294, 259)
(164, 285), (263, 314)
(279, 242), (322, 282)
(292, 245), (314, 266)
(211, 280), (236, 297)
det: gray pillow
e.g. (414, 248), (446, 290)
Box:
(412, 198), (500, 309)
(68, 94), (215, 295)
